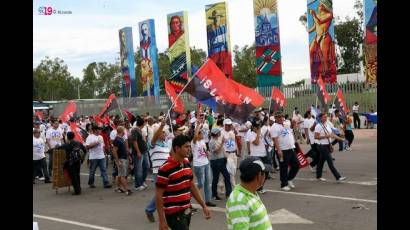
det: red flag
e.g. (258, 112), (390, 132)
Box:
(59, 101), (77, 123)
(123, 109), (136, 124)
(69, 122), (84, 144)
(317, 77), (331, 108)
(193, 59), (242, 105)
(336, 88), (349, 114)
(295, 142), (309, 168)
(230, 80), (265, 107)
(94, 116), (105, 127)
(35, 111), (44, 120)
(270, 87), (286, 113)
(98, 94), (118, 117)
(165, 80), (184, 114)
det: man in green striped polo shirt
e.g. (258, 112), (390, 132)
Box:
(226, 156), (273, 230)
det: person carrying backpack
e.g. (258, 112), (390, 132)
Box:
(58, 132), (87, 195)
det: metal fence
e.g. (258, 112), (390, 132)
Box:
(51, 82), (376, 118)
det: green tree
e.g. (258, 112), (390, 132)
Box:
(232, 44), (256, 88)
(190, 47), (207, 70)
(81, 62), (121, 99)
(33, 56), (78, 100)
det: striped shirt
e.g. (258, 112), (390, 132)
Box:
(226, 185), (272, 230)
(149, 140), (171, 174)
(156, 157), (193, 215)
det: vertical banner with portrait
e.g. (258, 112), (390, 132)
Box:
(364, 0), (377, 84)
(167, 11), (191, 93)
(138, 19), (160, 103)
(205, 2), (233, 79)
(253, 0), (282, 87)
(307, 0), (337, 84)
(119, 27), (137, 97)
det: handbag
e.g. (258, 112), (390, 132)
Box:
(320, 123), (334, 153)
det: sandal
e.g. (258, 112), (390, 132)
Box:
(115, 188), (125, 193)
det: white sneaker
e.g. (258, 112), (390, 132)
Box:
(258, 189), (266, 194)
(38, 177), (45, 181)
(346, 147), (352, 151)
(288, 180), (295, 189)
(318, 177), (327, 181)
(337, 177), (347, 183)
(281, 186), (291, 191)
(143, 182), (148, 188)
(133, 185), (146, 191)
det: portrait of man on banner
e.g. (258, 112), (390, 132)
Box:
(139, 21), (154, 96)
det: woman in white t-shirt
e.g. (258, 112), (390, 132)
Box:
(33, 129), (51, 184)
(314, 113), (346, 183)
(247, 122), (269, 193)
(191, 121), (216, 207)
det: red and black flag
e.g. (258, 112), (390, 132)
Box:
(165, 80), (185, 114)
(317, 77), (331, 111)
(269, 86), (286, 114)
(215, 79), (265, 123)
(184, 59), (242, 105)
(69, 122), (84, 144)
(123, 109), (136, 125)
(35, 111), (44, 121)
(334, 88), (349, 118)
(98, 94), (119, 117)
(59, 101), (77, 123)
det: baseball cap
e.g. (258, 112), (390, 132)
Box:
(223, 118), (232, 125)
(34, 120), (41, 125)
(245, 121), (252, 128)
(269, 116), (275, 121)
(254, 107), (263, 113)
(211, 128), (221, 135)
(239, 156), (273, 180)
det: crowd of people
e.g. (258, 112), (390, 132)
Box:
(33, 104), (359, 229)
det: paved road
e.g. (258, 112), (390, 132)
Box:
(33, 129), (377, 230)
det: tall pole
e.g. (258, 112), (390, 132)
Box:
(268, 87), (273, 115)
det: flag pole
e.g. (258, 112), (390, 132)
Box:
(116, 97), (125, 121)
(268, 87), (273, 115)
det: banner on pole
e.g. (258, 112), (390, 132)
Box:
(364, 0), (377, 84)
(119, 27), (137, 97)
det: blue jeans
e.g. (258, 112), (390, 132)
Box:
(210, 158), (232, 197)
(133, 152), (149, 188)
(145, 174), (157, 214)
(88, 158), (110, 186)
(194, 164), (211, 203)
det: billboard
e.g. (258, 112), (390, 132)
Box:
(307, 0), (337, 84)
(138, 19), (160, 101)
(119, 27), (137, 97)
(167, 11), (191, 93)
(253, 0), (282, 87)
(364, 0), (377, 84)
(205, 1), (233, 79)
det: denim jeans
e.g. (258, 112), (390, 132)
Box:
(210, 158), (232, 197)
(133, 152), (149, 188)
(145, 174), (157, 214)
(88, 158), (110, 186)
(193, 164), (211, 203)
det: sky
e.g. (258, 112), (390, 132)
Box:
(33, 0), (359, 84)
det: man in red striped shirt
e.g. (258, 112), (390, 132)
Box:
(156, 135), (211, 230)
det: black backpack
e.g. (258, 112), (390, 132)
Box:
(69, 145), (85, 165)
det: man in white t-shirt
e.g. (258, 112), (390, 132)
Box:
(142, 117), (154, 144)
(192, 121), (216, 207)
(270, 112), (299, 191)
(247, 121), (269, 194)
(86, 126), (112, 188)
(352, 102), (360, 129)
(221, 118), (239, 187)
(33, 129), (51, 184)
(303, 110), (319, 171)
(45, 120), (64, 177)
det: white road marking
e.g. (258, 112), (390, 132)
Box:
(264, 189), (377, 203)
(269, 209), (314, 224)
(33, 214), (119, 230)
(294, 177), (377, 186)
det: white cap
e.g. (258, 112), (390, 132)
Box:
(269, 116), (275, 121)
(245, 121), (252, 128)
(190, 117), (197, 123)
(223, 118), (232, 125)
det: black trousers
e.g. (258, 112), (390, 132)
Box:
(210, 158), (232, 197)
(166, 210), (191, 230)
(305, 144), (320, 167)
(48, 149), (54, 177)
(67, 162), (82, 194)
(256, 156), (269, 190)
(344, 130), (354, 147)
(353, 112), (360, 129)
(316, 145), (341, 180)
(279, 149), (300, 188)
(33, 158), (50, 182)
